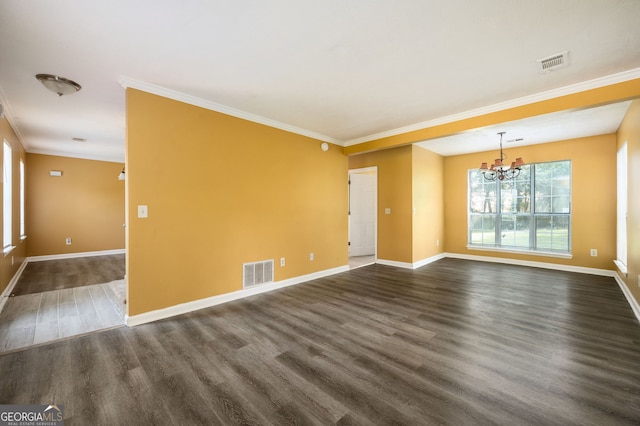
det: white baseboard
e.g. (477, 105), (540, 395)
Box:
(0, 259), (29, 314)
(377, 253), (447, 270)
(376, 259), (414, 269)
(27, 249), (125, 262)
(126, 265), (350, 327)
(614, 273), (640, 323)
(413, 253), (447, 269)
(444, 252), (616, 277)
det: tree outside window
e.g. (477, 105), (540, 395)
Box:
(468, 160), (571, 253)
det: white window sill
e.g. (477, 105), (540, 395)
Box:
(467, 245), (573, 259)
(20, 235), (27, 241)
(3, 245), (16, 257)
(613, 259), (627, 276)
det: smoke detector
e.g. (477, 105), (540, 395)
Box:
(537, 51), (569, 73)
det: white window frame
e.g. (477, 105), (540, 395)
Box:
(467, 160), (572, 258)
(615, 142), (627, 274)
(3, 140), (12, 252)
(20, 158), (25, 239)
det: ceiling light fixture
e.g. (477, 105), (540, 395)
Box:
(479, 132), (525, 181)
(118, 168), (125, 181)
(35, 74), (81, 96)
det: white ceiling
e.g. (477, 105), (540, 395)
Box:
(416, 100), (633, 156)
(1, 1), (639, 162)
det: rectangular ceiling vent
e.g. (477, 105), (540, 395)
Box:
(243, 259), (274, 289)
(537, 51), (569, 73)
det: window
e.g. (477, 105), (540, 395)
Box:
(3, 141), (12, 250)
(20, 159), (25, 238)
(468, 160), (571, 255)
(616, 143), (627, 272)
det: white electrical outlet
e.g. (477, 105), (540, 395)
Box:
(280, 257), (285, 267)
(590, 249), (597, 257)
(310, 252), (314, 261)
(66, 237), (72, 245)
(138, 205), (148, 218)
(385, 208), (391, 215)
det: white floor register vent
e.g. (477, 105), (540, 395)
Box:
(243, 259), (274, 288)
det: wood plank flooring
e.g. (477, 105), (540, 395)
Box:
(11, 254), (125, 296)
(0, 280), (125, 353)
(1, 258), (639, 425)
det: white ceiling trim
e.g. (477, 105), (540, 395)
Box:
(344, 67), (640, 147)
(0, 84), (27, 149)
(118, 76), (342, 145)
(27, 147), (124, 164)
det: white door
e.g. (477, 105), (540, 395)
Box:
(349, 168), (377, 257)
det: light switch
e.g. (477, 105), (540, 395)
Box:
(138, 205), (148, 218)
(385, 208), (391, 215)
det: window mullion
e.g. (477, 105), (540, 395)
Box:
(530, 165), (536, 249)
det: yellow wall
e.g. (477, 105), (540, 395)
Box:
(26, 154), (125, 256)
(617, 99), (640, 305)
(347, 145), (444, 265)
(412, 145), (444, 262)
(349, 146), (413, 263)
(0, 118), (27, 295)
(126, 89), (348, 315)
(444, 134), (617, 269)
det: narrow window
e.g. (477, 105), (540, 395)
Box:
(616, 142), (627, 271)
(20, 159), (25, 238)
(3, 141), (12, 250)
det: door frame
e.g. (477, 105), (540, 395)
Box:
(348, 166), (378, 259)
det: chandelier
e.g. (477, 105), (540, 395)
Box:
(479, 132), (525, 181)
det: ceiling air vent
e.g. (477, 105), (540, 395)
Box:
(537, 51), (569, 73)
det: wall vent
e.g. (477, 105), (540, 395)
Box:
(537, 51), (569, 73)
(243, 259), (274, 288)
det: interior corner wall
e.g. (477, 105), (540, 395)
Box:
(25, 153), (125, 257)
(412, 145), (444, 263)
(348, 145), (413, 263)
(444, 134), (617, 269)
(125, 89), (348, 316)
(617, 99), (640, 306)
(0, 117), (27, 295)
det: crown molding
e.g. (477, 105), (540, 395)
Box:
(118, 76), (342, 145)
(0, 83), (28, 150)
(344, 67), (640, 146)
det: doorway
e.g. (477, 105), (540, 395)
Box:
(348, 167), (377, 269)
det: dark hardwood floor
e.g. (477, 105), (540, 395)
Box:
(1, 258), (639, 425)
(11, 254), (125, 296)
